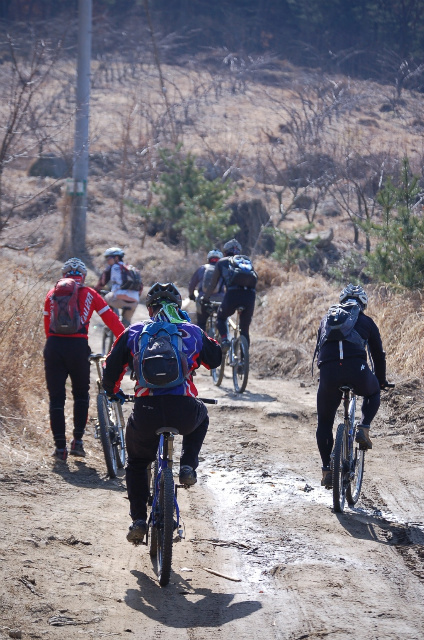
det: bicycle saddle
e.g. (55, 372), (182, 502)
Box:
(155, 427), (180, 435)
(339, 385), (354, 392)
(236, 306), (245, 311)
(89, 353), (104, 361)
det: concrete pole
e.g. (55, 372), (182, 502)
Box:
(71, 0), (92, 257)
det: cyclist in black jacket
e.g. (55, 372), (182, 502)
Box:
(202, 238), (257, 352)
(315, 284), (389, 487)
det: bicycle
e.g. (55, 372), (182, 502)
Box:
(205, 301), (225, 386)
(99, 290), (130, 355)
(138, 398), (217, 587)
(208, 306), (249, 393)
(89, 353), (128, 478)
(331, 383), (394, 512)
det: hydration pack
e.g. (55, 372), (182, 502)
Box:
(49, 278), (81, 334)
(120, 264), (142, 291)
(133, 321), (189, 389)
(202, 263), (219, 294)
(227, 255), (258, 288)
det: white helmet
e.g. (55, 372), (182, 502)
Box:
(339, 283), (368, 310)
(62, 257), (87, 277)
(104, 247), (124, 259)
(207, 249), (223, 262)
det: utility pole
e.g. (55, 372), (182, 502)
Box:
(71, 0), (92, 257)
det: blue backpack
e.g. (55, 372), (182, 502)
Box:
(134, 321), (189, 389)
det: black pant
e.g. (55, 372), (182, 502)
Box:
(125, 395), (209, 521)
(316, 358), (380, 468)
(216, 288), (256, 344)
(43, 337), (91, 449)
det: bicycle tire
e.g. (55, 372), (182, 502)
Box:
(102, 328), (114, 356)
(97, 394), (117, 478)
(212, 326), (225, 386)
(346, 437), (365, 506)
(332, 423), (348, 513)
(157, 467), (174, 586)
(113, 404), (126, 469)
(149, 459), (159, 558)
(232, 335), (249, 393)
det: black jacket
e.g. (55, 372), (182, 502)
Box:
(317, 311), (386, 384)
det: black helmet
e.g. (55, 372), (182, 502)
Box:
(145, 282), (182, 309)
(223, 238), (242, 256)
(339, 283), (368, 310)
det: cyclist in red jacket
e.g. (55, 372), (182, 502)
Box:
(43, 258), (125, 461)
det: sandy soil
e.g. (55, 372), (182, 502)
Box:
(0, 310), (423, 640)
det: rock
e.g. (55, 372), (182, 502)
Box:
(304, 228), (334, 249)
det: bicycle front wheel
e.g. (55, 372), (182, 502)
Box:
(332, 423), (348, 513)
(102, 328), (114, 356)
(346, 436), (365, 506)
(232, 335), (249, 393)
(157, 467), (174, 587)
(149, 459), (159, 558)
(97, 394), (118, 478)
(113, 404), (126, 469)
(212, 326), (225, 387)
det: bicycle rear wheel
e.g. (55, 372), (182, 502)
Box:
(149, 459), (159, 558)
(332, 423), (348, 512)
(232, 335), (249, 393)
(97, 394), (117, 478)
(157, 467), (174, 586)
(346, 435), (365, 506)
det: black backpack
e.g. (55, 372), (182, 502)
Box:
(312, 301), (367, 372)
(226, 255), (258, 288)
(120, 264), (142, 291)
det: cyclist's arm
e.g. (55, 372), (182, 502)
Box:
(92, 290), (125, 337)
(188, 266), (203, 297)
(367, 318), (387, 385)
(198, 332), (222, 370)
(43, 291), (53, 337)
(102, 329), (130, 395)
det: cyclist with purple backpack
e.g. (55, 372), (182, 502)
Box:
(102, 282), (221, 544)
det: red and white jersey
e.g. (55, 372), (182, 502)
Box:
(44, 285), (125, 339)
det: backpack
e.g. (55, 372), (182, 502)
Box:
(49, 278), (82, 334)
(120, 264), (142, 291)
(227, 255), (258, 288)
(202, 263), (217, 293)
(133, 321), (189, 389)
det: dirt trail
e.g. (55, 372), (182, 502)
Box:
(1, 315), (424, 640)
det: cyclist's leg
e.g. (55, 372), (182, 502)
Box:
(316, 361), (344, 468)
(43, 338), (69, 450)
(125, 398), (162, 520)
(238, 289), (256, 345)
(349, 362), (380, 448)
(121, 301), (138, 328)
(195, 306), (209, 331)
(216, 292), (237, 338)
(68, 340), (91, 442)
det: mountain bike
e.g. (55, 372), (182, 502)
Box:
(147, 398), (217, 587)
(99, 290), (129, 355)
(89, 353), (128, 478)
(331, 383), (394, 512)
(207, 306), (249, 393)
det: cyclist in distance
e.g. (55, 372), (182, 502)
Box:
(202, 238), (257, 352)
(101, 282), (222, 543)
(44, 258), (125, 461)
(315, 284), (389, 487)
(188, 249), (225, 330)
(94, 247), (140, 328)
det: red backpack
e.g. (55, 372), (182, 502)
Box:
(49, 278), (82, 334)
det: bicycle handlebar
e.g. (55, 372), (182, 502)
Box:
(381, 382), (395, 389)
(112, 394), (217, 405)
